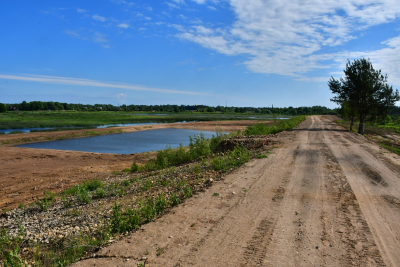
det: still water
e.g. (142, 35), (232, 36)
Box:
(17, 128), (220, 154)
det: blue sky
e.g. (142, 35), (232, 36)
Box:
(1, 0), (400, 108)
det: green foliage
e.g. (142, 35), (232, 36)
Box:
(182, 187), (192, 198)
(169, 192), (181, 206)
(36, 191), (57, 211)
(0, 103), (6, 113)
(76, 187), (91, 204)
(82, 179), (103, 191)
(130, 162), (139, 172)
(155, 193), (167, 214)
(141, 198), (156, 223)
(211, 146), (251, 172)
(378, 142), (400, 156)
(123, 179), (131, 187)
(256, 153), (268, 159)
(94, 188), (106, 199)
(244, 116), (307, 135)
(329, 58), (400, 134)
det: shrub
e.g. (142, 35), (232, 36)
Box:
(77, 187), (91, 204)
(36, 191), (56, 211)
(169, 193), (181, 206)
(95, 188), (106, 198)
(130, 162), (139, 172)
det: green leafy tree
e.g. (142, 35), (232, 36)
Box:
(0, 103), (6, 113)
(328, 58), (400, 134)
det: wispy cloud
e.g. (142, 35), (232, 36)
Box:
(77, 8), (87, 13)
(93, 32), (108, 43)
(118, 23), (130, 29)
(92, 14), (106, 22)
(63, 30), (83, 39)
(175, 0), (400, 80)
(0, 74), (205, 95)
(207, 6), (217, 11)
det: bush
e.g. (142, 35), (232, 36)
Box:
(36, 191), (56, 211)
(130, 162), (139, 172)
(77, 186), (91, 204)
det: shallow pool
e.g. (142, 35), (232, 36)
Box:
(17, 128), (220, 154)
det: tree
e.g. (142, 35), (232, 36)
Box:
(0, 103), (6, 113)
(328, 58), (400, 134)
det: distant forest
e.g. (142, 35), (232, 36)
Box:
(0, 101), (346, 115)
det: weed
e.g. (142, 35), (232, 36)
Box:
(82, 179), (103, 191)
(158, 178), (169, 187)
(94, 188), (106, 199)
(130, 162), (139, 172)
(17, 203), (24, 209)
(145, 250), (149, 255)
(141, 198), (156, 223)
(123, 179), (131, 187)
(169, 193), (181, 206)
(256, 153), (268, 159)
(182, 187), (192, 199)
(156, 247), (164, 256)
(63, 199), (72, 208)
(243, 188), (248, 192)
(36, 191), (56, 211)
(155, 193), (167, 214)
(77, 187), (91, 204)
(213, 193), (220, 197)
(141, 179), (154, 191)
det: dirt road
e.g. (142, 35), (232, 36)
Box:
(74, 116), (400, 267)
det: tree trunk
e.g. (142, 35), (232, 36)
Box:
(350, 116), (354, 131)
(358, 117), (364, 135)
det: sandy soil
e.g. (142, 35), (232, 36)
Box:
(0, 120), (263, 211)
(72, 116), (400, 267)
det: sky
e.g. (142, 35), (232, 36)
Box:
(1, 0), (400, 108)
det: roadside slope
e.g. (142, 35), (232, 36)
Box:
(74, 116), (400, 267)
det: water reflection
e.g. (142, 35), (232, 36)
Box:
(17, 128), (222, 154)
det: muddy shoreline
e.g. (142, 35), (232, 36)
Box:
(0, 120), (269, 211)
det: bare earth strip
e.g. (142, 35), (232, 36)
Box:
(72, 116), (400, 267)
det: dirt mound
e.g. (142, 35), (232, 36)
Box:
(214, 135), (268, 152)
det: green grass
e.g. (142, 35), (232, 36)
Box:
(378, 142), (400, 155)
(244, 115), (307, 135)
(0, 111), (277, 130)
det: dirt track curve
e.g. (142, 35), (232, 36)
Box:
(74, 116), (400, 267)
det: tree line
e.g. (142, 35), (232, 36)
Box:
(0, 101), (338, 115)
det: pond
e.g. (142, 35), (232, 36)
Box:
(0, 122), (182, 134)
(17, 128), (221, 154)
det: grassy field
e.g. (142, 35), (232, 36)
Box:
(336, 116), (400, 135)
(0, 111), (283, 130)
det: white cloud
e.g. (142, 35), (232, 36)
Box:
(0, 74), (206, 95)
(93, 32), (108, 43)
(92, 14), (106, 22)
(118, 23), (130, 28)
(166, 2), (180, 9)
(207, 6), (217, 11)
(175, 0), (400, 80)
(77, 8), (87, 13)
